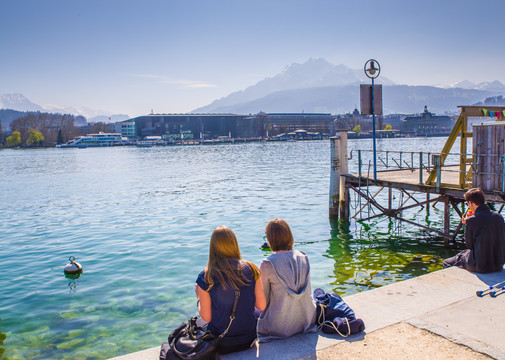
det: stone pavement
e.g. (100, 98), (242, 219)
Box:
(109, 267), (505, 360)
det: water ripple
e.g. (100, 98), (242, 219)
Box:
(0, 139), (460, 359)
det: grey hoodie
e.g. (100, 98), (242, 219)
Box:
(257, 250), (317, 342)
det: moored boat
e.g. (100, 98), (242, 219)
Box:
(57, 132), (129, 148)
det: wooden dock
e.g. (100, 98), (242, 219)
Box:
(345, 165), (505, 203)
(330, 105), (505, 244)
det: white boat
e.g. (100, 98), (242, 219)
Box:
(57, 132), (129, 148)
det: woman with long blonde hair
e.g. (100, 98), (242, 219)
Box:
(195, 226), (266, 354)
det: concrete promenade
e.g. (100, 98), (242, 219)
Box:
(110, 267), (505, 360)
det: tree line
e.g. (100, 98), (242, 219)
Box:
(2, 112), (85, 147)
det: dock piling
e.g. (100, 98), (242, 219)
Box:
(432, 154), (442, 191)
(419, 152), (423, 184)
(329, 131), (349, 219)
(329, 136), (341, 219)
(339, 131), (349, 219)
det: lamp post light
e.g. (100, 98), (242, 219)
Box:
(364, 59), (381, 180)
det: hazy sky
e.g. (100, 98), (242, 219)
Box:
(1, 0), (504, 117)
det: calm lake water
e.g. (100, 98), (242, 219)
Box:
(0, 138), (461, 360)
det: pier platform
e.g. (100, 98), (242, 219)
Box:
(344, 165), (505, 203)
(109, 267), (505, 360)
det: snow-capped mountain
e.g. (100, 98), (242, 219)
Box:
(0, 93), (43, 112)
(193, 58), (395, 113)
(0, 93), (129, 121)
(448, 80), (505, 91)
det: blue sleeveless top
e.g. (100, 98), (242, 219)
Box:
(196, 260), (257, 346)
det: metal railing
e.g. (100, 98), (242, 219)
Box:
(352, 150), (505, 192)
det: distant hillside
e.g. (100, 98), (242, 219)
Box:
(449, 80), (505, 91)
(383, 85), (498, 114)
(0, 109), (88, 132)
(0, 109), (27, 131)
(472, 95), (505, 107)
(192, 84), (498, 115)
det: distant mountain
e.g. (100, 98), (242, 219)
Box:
(0, 93), (43, 112)
(0, 93), (129, 123)
(192, 58), (395, 113)
(472, 95), (505, 107)
(192, 84), (499, 115)
(448, 80), (505, 92)
(0, 109), (27, 131)
(42, 104), (128, 122)
(192, 59), (505, 115)
(448, 80), (477, 89)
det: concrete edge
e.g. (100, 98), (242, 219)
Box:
(407, 318), (503, 360)
(109, 268), (505, 360)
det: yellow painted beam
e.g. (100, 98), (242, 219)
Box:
(426, 113), (464, 185)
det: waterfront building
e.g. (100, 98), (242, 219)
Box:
(266, 113), (334, 136)
(331, 108), (372, 134)
(115, 121), (136, 138)
(127, 112), (334, 140)
(128, 113), (261, 140)
(401, 106), (454, 136)
(383, 113), (406, 130)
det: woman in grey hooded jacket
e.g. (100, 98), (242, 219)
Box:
(257, 219), (317, 342)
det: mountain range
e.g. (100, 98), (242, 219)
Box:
(0, 93), (129, 123)
(192, 58), (505, 115)
(2, 58), (505, 120)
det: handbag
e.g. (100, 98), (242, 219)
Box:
(313, 288), (365, 337)
(313, 288), (356, 320)
(160, 290), (240, 360)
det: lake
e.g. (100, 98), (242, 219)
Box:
(0, 138), (461, 360)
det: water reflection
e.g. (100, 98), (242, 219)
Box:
(0, 138), (462, 359)
(65, 273), (81, 293)
(326, 218), (455, 296)
(0, 318), (7, 360)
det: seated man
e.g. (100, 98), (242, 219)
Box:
(443, 188), (505, 273)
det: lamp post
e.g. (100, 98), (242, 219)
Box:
(364, 59), (381, 180)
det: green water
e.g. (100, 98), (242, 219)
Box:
(0, 138), (461, 359)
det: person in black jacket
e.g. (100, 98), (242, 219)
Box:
(443, 188), (505, 273)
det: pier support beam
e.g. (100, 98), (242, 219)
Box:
(444, 196), (450, 246)
(329, 131), (349, 219)
(339, 131), (349, 219)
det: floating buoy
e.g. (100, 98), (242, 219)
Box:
(64, 256), (83, 275)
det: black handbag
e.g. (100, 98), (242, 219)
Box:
(160, 290), (240, 360)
